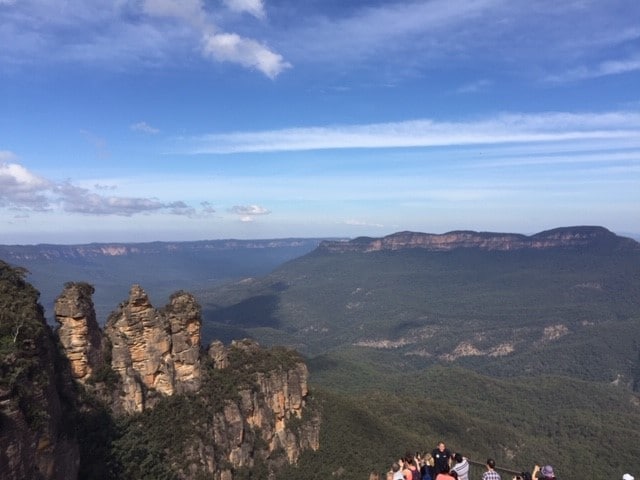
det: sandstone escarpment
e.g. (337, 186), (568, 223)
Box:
(318, 226), (638, 253)
(103, 285), (202, 413)
(184, 339), (320, 478)
(219, 340), (319, 464)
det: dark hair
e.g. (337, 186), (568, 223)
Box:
(451, 471), (458, 479)
(455, 453), (463, 463)
(487, 459), (496, 469)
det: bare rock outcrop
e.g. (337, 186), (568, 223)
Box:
(4, 273), (320, 480)
(54, 282), (104, 383)
(194, 339), (320, 477)
(104, 285), (202, 413)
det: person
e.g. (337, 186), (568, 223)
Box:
(402, 453), (420, 480)
(435, 464), (455, 480)
(369, 472), (380, 480)
(392, 461), (404, 480)
(451, 453), (469, 480)
(420, 454), (434, 480)
(482, 458), (501, 480)
(533, 465), (555, 480)
(431, 442), (452, 476)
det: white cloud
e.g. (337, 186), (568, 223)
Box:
(202, 32), (290, 79)
(0, 0), (288, 78)
(546, 54), (640, 83)
(0, 161), (52, 210)
(185, 111), (640, 154)
(229, 204), (271, 222)
(142, 0), (289, 78)
(131, 121), (160, 134)
(222, 0), (265, 19)
(0, 160), (209, 218)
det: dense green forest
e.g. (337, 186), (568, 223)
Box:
(198, 240), (640, 478)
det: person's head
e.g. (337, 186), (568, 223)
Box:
(404, 452), (414, 465)
(454, 453), (463, 463)
(369, 472), (380, 480)
(541, 465), (554, 478)
(392, 462), (401, 473)
(438, 442), (446, 452)
(487, 459), (496, 470)
(451, 471), (458, 480)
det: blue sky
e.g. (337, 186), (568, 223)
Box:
(1, 0), (639, 244)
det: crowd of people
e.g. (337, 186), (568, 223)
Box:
(368, 442), (635, 480)
(367, 441), (566, 480)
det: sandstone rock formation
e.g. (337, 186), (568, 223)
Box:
(3, 270), (320, 480)
(216, 339), (319, 464)
(54, 282), (104, 383)
(104, 285), (202, 413)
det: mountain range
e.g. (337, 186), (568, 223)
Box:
(0, 238), (325, 324)
(1, 226), (639, 479)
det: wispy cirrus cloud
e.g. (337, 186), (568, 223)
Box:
(0, 0), (289, 78)
(222, 0), (265, 19)
(131, 121), (160, 134)
(546, 54), (640, 83)
(278, 0), (640, 82)
(184, 111), (640, 154)
(456, 79), (492, 94)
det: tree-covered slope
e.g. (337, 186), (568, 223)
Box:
(199, 228), (640, 385)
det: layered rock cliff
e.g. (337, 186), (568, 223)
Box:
(102, 285), (202, 413)
(0, 261), (79, 480)
(54, 282), (104, 383)
(318, 226), (639, 253)
(208, 339), (320, 467)
(2, 267), (320, 480)
(51, 282), (319, 479)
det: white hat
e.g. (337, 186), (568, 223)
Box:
(622, 474), (634, 480)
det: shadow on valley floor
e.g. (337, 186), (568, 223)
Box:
(201, 294), (281, 345)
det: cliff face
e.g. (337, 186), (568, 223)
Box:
(54, 282), (104, 383)
(207, 339), (320, 472)
(318, 226), (638, 253)
(0, 238), (322, 261)
(50, 283), (319, 479)
(3, 271), (319, 480)
(103, 285), (202, 413)
(0, 262), (79, 480)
